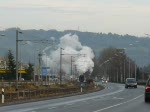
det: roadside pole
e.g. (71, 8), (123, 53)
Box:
(81, 86), (83, 92)
(2, 88), (4, 104)
(79, 75), (84, 93)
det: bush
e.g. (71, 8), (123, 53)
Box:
(86, 79), (93, 85)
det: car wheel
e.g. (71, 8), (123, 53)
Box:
(134, 86), (137, 88)
(125, 86), (128, 88)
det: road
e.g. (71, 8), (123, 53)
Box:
(0, 83), (149, 112)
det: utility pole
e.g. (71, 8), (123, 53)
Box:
(60, 48), (63, 85)
(71, 56), (73, 76)
(129, 59), (130, 78)
(16, 29), (22, 91)
(135, 63), (137, 81)
(38, 52), (42, 83)
(16, 29), (18, 91)
(124, 59), (126, 82)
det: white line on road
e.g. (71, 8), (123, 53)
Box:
(66, 103), (75, 106)
(63, 103), (75, 107)
(93, 94), (143, 112)
(48, 107), (56, 110)
(113, 97), (124, 100)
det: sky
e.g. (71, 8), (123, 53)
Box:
(0, 0), (150, 36)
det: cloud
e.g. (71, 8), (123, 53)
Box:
(0, 0), (150, 36)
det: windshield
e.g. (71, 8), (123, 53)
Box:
(127, 79), (136, 83)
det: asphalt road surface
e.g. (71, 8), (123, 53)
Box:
(0, 83), (149, 112)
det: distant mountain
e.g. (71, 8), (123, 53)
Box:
(0, 28), (150, 67)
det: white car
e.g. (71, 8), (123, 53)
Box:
(102, 80), (107, 84)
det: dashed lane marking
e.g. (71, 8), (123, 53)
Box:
(48, 107), (56, 110)
(93, 94), (143, 112)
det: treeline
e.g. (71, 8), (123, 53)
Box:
(91, 47), (148, 83)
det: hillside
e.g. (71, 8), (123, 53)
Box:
(0, 28), (150, 67)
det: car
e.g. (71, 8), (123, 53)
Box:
(125, 78), (137, 88)
(145, 78), (150, 102)
(102, 79), (108, 84)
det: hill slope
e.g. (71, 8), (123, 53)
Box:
(0, 28), (149, 67)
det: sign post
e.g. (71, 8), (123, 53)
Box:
(42, 67), (50, 85)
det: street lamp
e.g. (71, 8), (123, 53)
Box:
(99, 60), (110, 80)
(128, 42), (139, 80)
(99, 60), (110, 67)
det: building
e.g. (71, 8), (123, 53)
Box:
(0, 57), (27, 74)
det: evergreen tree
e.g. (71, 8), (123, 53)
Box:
(6, 50), (16, 80)
(25, 63), (34, 80)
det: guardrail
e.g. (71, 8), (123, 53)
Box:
(0, 85), (99, 105)
(0, 87), (81, 104)
(0, 81), (56, 87)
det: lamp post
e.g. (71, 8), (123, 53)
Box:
(128, 42), (139, 79)
(115, 52), (126, 83)
(16, 29), (23, 91)
(99, 60), (110, 80)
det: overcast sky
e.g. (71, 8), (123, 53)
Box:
(0, 0), (150, 36)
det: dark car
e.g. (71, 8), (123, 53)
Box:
(145, 78), (150, 102)
(125, 78), (137, 88)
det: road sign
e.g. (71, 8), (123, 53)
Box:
(42, 67), (50, 76)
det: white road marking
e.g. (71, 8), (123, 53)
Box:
(82, 100), (88, 102)
(113, 97), (124, 100)
(48, 107), (56, 110)
(66, 103), (75, 106)
(63, 103), (75, 107)
(93, 94), (143, 112)
(92, 97), (104, 101)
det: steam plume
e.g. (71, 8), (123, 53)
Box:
(42, 34), (94, 78)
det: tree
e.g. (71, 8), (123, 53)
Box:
(6, 49), (16, 80)
(91, 57), (99, 79)
(98, 47), (133, 83)
(25, 63), (34, 80)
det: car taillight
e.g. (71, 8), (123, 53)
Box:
(145, 86), (150, 92)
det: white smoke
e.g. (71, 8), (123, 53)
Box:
(42, 34), (94, 77)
